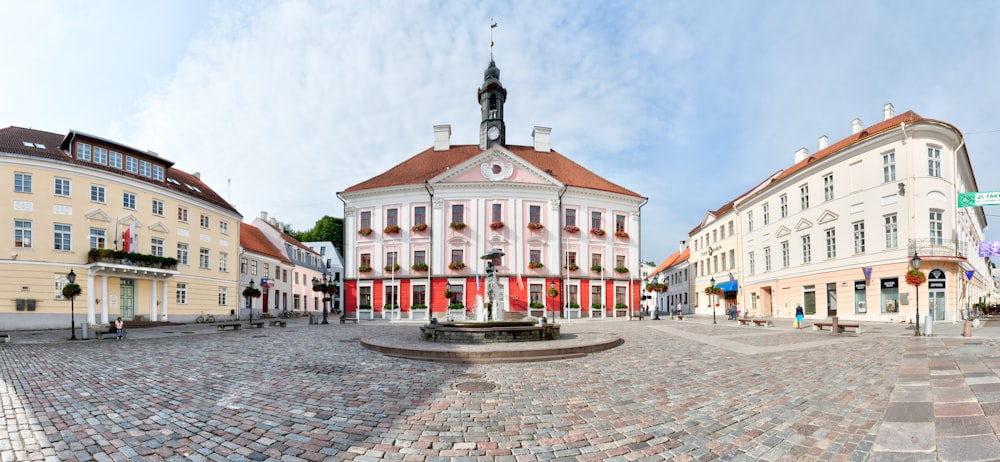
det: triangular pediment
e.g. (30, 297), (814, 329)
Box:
(794, 218), (813, 231)
(85, 209), (112, 222)
(775, 225), (791, 238)
(817, 210), (839, 224)
(430, 146), (563, 187)
(147, 221), (170, 233)
(119, 214), (143, 228)
(489, 234), (508, 247)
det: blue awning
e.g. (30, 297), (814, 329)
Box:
(717, 280), (739, 292)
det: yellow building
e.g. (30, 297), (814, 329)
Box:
(1, 126), (242, 330)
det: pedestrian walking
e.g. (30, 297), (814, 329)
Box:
(115, 317), (125, 340)
(794, 304), (804, 329)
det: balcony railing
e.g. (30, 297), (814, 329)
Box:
(907, 238), (969, 259)
(87, 249), (179, 270)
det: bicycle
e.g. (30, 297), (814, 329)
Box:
(195, 312), (217, 323)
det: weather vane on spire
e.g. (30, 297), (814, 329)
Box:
(490, 18), (498, 59)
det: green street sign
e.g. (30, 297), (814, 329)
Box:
(958, 191), (1000, 208)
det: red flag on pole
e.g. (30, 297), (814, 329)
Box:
(123, 228), (131, 252)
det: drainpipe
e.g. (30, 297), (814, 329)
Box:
(425, 181), (435, 318)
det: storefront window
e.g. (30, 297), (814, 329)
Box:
(854, 280), (867, 313)
(880, 278), (899, 313)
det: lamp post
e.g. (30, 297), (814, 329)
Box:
(245, 279), (255, 321)
(67, 269), (77, 340)
(312, 273), (336, 324)
(912, 252), (922, 336)
(710, 276), (717, 324)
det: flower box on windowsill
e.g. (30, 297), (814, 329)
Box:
(563, 225), (580, 234)
(489, 221), (504, 230)
(411, 262), (428, 271)
(590, 265), (603, 273)
(529, 302), (544, 309)
(527, 222), (544, 231)
(590, 228), (606, 237)
(411, 304), (427, 310)
(411, 223), (428, 232)
(384, 263), (400, 273)
(528, 261), (544, 269)
(358, 227), (374, 236)
(448, 261), (466, 270)
(614, 230), (629, 239)
(613, 266), (629, 274)
(383, 303), (399, 310)
(449, 222), (466, 230)
(448, 303), (465, 311)
(358, 265), (373, 273)
(564, 263), (580, 271)
(383, 225), (401, 234)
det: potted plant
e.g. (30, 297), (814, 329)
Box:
(528, 261), (544, 269)
(242, 286), (262, 298)
(590, 302), (602, 310)
(569, 302), (580, 309)
(614, 266), (629, 274)
(615, 303), (628, 310)
(448, 303), (465, 310)
(411, 303), (427, 310)
(614, 230), (629, 238)
(383, 303), (399, 310)
(489, 221), (505, 230)
(358, 264), (373, 273)
(62, 283), (82, 299)
(591, 264), (603, 273)
(529, 301), (544, 309)
(590, 228), (606, 237)
(411, 223), (428, 232)
(449, 222), (466, 230)
(704, 286), (722, 296)
(358, 304), (372, 311)
(547, 287), (558, 297)
(383, 262), (400, 273)
(905, 269), (927, 286)
(527, 222), (544, 231)
(564, 263), (579, 271)
(411, 262), (429, 271)
(358, 227), (374, 236)
(383, 225), (401, 234)
(563, 225), (580, 234)
(448, 261), (466, 270)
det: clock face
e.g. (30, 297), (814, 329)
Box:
(487, 126), (500, 140)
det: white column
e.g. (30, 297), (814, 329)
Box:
(87, 272), (97, 324)
(101, 277), (110, 324)
(161, 279), (169, 320)
(150, 279), (158, 321)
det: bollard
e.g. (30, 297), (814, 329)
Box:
(831, 316), (839, 336)
(963, 320), (972, 337)
(81, 322), (89, 340)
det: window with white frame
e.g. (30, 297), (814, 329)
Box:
(800, 184), (809, 210)
(151, 237), (164, 257)
(746, 211), (754, 231)
(564, 208), (576, 227)
(176, 283), (188, 304)
(728, 249), (735, 269)
(884, 214), (898, 249)
(54, 224), (72, 251)
(825, 228), (836, 258)
(200, 248), (210, 269)
(123, 192), (136, 210)
(781, 241), (789, 268)
(928, 146), (941, 177)
(178, 207), (188, 223)
(823, 173), (834, 201)
(218, 287), (228, 306)
(14, 172), (32, 193)
(200, 214), (210, 229)
(15, 220), (32, 248)
(762, 203), (770, 225)
(109, 151), (122, 169)
(359, 211), (371, 229)
(93, 146), (107, 164)
(219, 252), (228, 272)
(764, 247), (771, 271)
(177, 243), (189, 265)
(747, 251), (755, 275)
(801, 235), (811, 264)
(91, 184), (105, 203)
(76, 142), (91, 161)
(779, 194), (787, 218)
(152, 165), (164, 181)
(929, 210), (943, 245)
(125, 156), (138, 173)
(853, 221), (865, 254)
(882, 151), (896, 182)
(54, 178), (71, 197)
(220, 221), (229, 235)
(387, 208), (399, 227)
(152, 199), (164, 216)
(90, 228), (107, 249)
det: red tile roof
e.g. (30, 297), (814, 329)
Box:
(240, 222), (290, 263)
(342, 144), (643, 198)
(647, 247), (690, 279)
(0, 126), (240, 215)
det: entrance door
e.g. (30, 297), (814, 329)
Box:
(119, 279), (135, 321)
(826, 283), (838, 317)
(928, 269), (947, 321)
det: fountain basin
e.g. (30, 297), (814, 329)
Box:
(421, 321), (559, 343)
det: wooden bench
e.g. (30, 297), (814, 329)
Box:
(752, 319), (773, 327)
(248, 321), (265, 329)
(268, 320), (286, 327)
(94, 330), (125, 340)
(0, 333), (9, 343)
(737, 318), (754, 326)
(813, 322), (862, 334)
(217, 323), (241, 331)
(340, 316), (359, 324)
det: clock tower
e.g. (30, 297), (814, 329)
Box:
(478, 59), (507, 149)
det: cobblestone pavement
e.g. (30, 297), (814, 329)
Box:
(2, 317), (1000, 461)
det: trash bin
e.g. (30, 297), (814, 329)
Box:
(310, 313), (320, 325)
(81, 322), (89, 340)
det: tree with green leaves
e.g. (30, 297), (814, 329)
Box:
(290, 215), (343, 256)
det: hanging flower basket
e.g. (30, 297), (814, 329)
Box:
(411, 223), (428, 232)
(62, 283), (81, 299)
(547, 288), (559, 297)
(704, 286), (722, 295)
(242, 286), (262, 298)
(906, 269), (926, 286)
(357, 227), (374, 236)
(527, 222), (544, 231)
(646, 282), (666, 292)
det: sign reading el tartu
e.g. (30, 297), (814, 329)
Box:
(958, 191), (1000, 208)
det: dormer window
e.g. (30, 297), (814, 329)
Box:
(125, 157), (138, 173)
(152, 165), (164, 181)
(76, 142), (91, 161)
(139, 160), (152, 177)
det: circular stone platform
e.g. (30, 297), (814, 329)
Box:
(360, 331), (623, 363)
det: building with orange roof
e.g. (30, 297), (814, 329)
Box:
(338, 59), (647, 321)
(734, 104), (992, 328)
(248, 212), (326, 315)
(238, 221), (291, 317)
(645, 243), (691, 316)
(0, 126), (242, 330)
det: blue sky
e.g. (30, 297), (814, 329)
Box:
(3, 1), (999, 262)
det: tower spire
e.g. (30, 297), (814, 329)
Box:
(490, 18), (497, 60)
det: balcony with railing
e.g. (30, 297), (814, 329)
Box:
(907, 238), (970, 260)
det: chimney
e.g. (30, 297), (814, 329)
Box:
(852, 118), (863, 134)
(794, 147), (809, 163)
(193, 171), (201, 179)
(532, 126), (552, 152)
(260, 211), (268, 221)
(883, 102), (894, 121)
(818, 135), (829, 150)
(680, 240), (687, 252)
(433, 125), (451, 151)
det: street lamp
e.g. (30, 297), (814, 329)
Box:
(312, 273), (336, 324)
(912, 252), (922, 336)
(245, 279), (255, 319)
(710, 276), (717, 325)
(67, 269), (77, 340)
